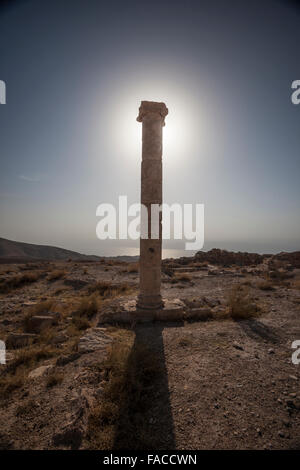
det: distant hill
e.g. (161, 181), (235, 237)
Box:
(0, 237), (101, 262)
(164, 247), (300, 268)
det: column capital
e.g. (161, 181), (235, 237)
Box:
(137, 101), (168, 125)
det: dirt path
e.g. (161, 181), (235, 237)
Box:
(163, 315), (300, 449)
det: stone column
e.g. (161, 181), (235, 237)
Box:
(136, 101), (168, 311)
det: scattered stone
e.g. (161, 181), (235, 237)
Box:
(51, 333), (68, 345)
(268, 348), (275, 354)
(26, 315), (54, 333)
(185, 307), (212, 322)
(28, 364), (53, 379)
(233, 342), (244, 351)
(56, 353), (81, 366)
(212, 306), (228, 317)
(155, 299), (185, 321)
(289, 375), (298, 381)
(286, 398), (300, 410)
(278, 431), (285, 438)
(206, 299), (220, 308)
(98, 301), (133, 324)
(52, 393), (93, 449)
(6, 332), (37, 349)
(42, 311), (60, 321)
(183, 298), (204, 309)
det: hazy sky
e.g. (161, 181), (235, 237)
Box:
(0, 0), (299, 256)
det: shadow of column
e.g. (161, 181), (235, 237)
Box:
(236, 318), (279, 344)
(113, 323), (177, 450)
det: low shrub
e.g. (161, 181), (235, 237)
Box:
(227, 284), (259, 320)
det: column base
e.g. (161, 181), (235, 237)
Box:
(136, 294), (164, 312)
(98, 298), (186, 324)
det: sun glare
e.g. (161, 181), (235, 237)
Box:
(109, 78), (197, 169)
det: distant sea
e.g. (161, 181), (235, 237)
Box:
(83, 240), (300, 260)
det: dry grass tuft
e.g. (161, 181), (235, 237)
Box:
(227, 284), (259, 320)
(173, 273), (192, 283)
(72, 316), (91, 331)
(76, 295), (99, 319)
(257, 280), (275, 291)
(6, 345), (56, 375)
(87, 331), (133, 449)
(0, 369), (26, 399)
(0, 344), (57, 400)
(192, 261), (208, 268)
(15, 399), (36, 417)
(46, 371), (63, 388)
(241, 279), (252, 287)
(38, 327), (58, 345)
(29, 300), (55, 315)
(124, 263), (139, 274)
(0, 271), (41, 293)
(268, 269), (294, 282)
(54, 288), (66, 295)
(291, 279), (300, 290)
(88, 281), (132, 299)
(69, 295), (98, 330)
(47, 269), (66, 281)
(162, 265), (174, 277)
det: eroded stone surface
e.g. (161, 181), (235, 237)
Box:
(78, 328), (113, 353)
(26, 315), (54, 333)
(28, 364), (53, 379)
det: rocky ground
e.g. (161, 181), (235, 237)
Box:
(0, 251), (299, 449)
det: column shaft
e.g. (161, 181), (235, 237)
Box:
(136, 101), (168, 311)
